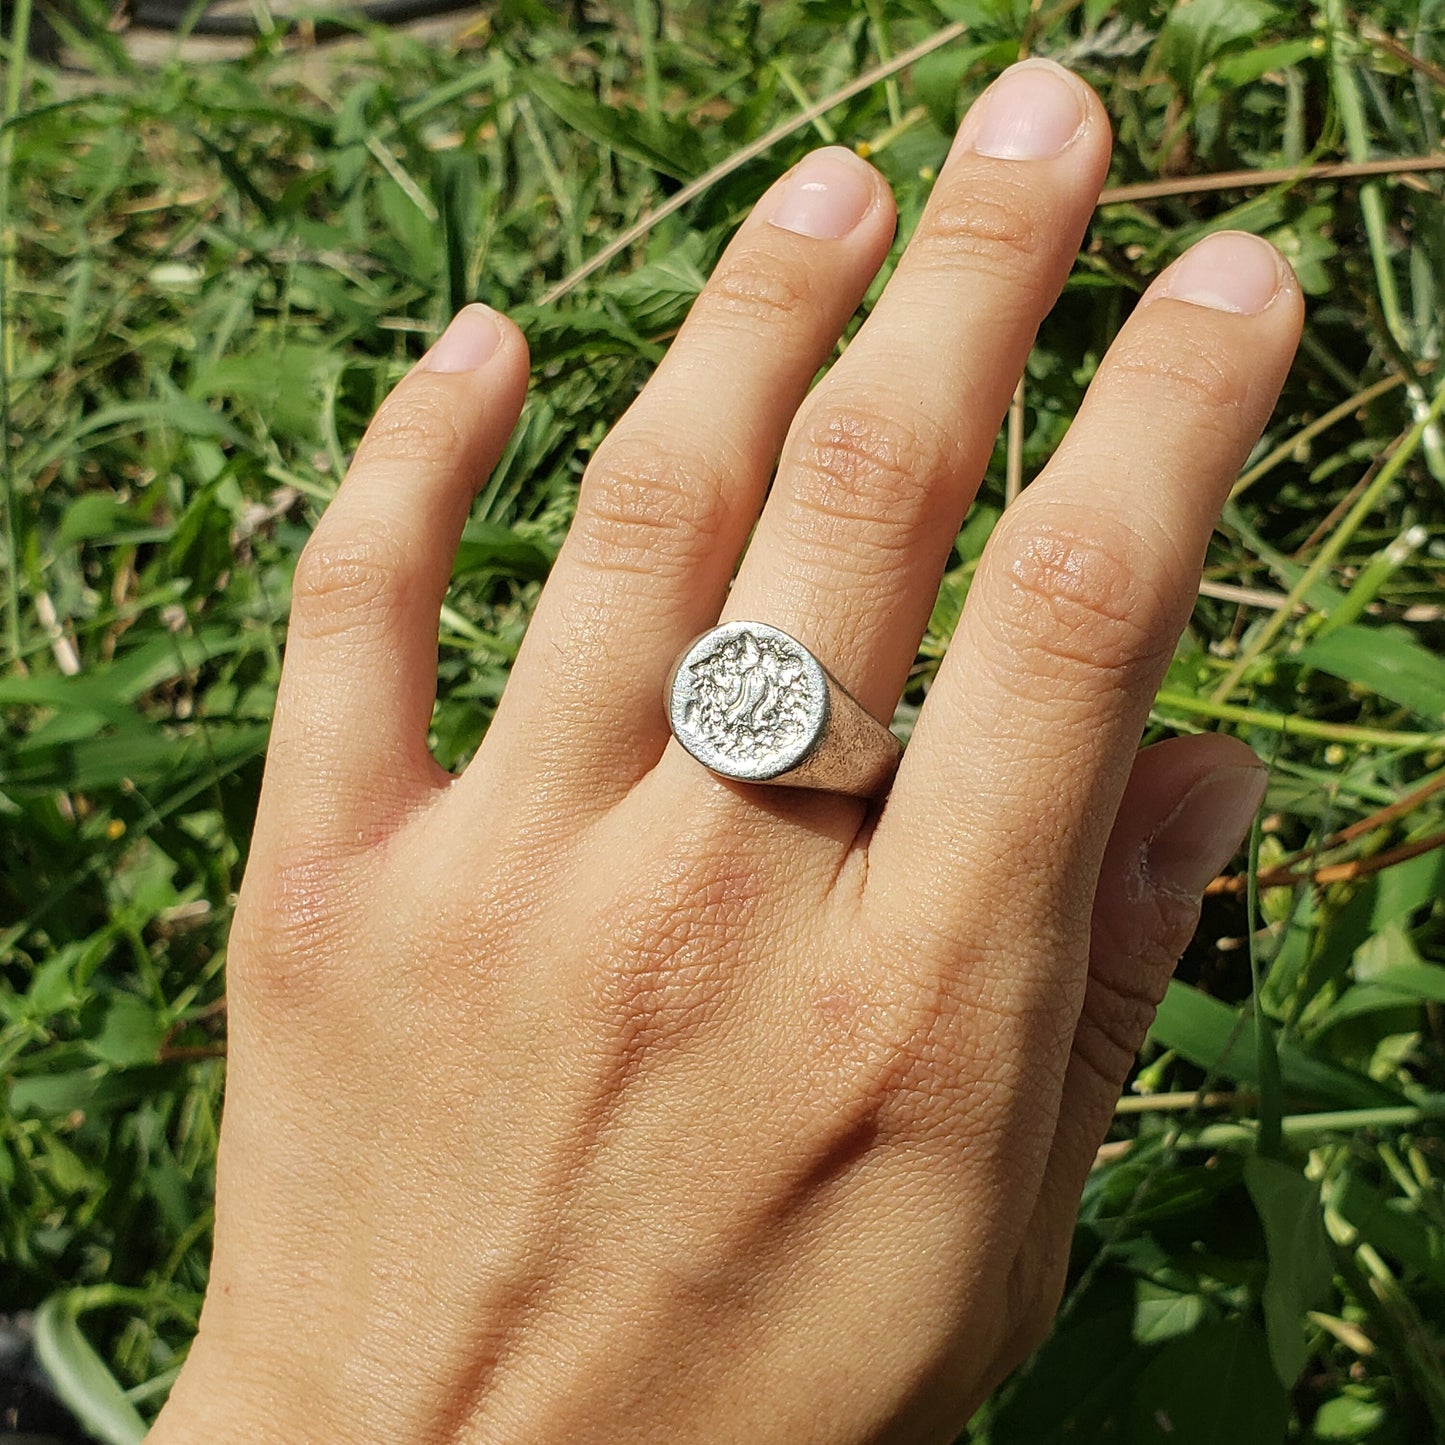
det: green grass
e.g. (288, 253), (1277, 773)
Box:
(2, 1), (1445, 1440)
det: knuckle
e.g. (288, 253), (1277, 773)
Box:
(809, 921), (1074, 1139)
(574, 434), (739, 580)
(980, 506), (1182, 677)
(1103, 323), (1243, 417)
(228, 854), (360, 1019)
(289, 525), (408, 640)
(1074, 894), (1195, 1087)
(585, 842), (764, 1072)
(785, 399), (953, 558)
(354, 387), (468, 474)
(692, 247), (816, 331)
(914, 179), (1047, 281)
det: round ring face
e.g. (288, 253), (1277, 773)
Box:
(667, 621), (830, 782)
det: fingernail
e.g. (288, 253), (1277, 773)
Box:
(420, 304), (504, 373)
(769, 147), (876, 240)
(1144, 765), (1269, 899)
(1154, 232), (1284, 314)
(954, 59), (1088, 161)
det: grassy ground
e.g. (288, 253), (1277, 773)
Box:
(2, 0), (1445, 1439)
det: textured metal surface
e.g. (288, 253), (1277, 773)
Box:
(666, 621), (901, 797)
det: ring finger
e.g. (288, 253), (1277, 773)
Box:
(468, 147), (898, 813)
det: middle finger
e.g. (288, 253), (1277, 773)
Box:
(707, 60), (1112, 727)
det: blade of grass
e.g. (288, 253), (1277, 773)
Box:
(1314, 522), (1428, 638)
(33, 1292), (148, 1445)
(1210, 371), (1445, 701)
(1325, 0), (1445, 483)
(1326, 0), (1406, 344)
(773, 60), (838, 145)
(540, 20), (969, 305)
(1005, 377), (1025, 506)
(0, 0), (33, 674)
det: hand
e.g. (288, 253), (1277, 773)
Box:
(149, 60), (1301, 1444)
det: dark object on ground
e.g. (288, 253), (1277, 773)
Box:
(0, 1318), (88, 1444)
(129, 0), (481, 37)
(17, 0), (596, 59)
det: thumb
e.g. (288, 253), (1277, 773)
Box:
(1071, 732), (1267, 1121)
(1003, 733), (1267, 1354)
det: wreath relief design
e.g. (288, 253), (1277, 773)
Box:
(681, 629), (813, 764)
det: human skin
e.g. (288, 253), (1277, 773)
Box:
(148, 61), (1303, 1444)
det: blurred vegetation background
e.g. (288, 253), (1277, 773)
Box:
(3, 0), (1445, 1439)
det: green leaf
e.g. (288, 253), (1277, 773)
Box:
(0, 627), (256, 716)
(0, 722), (270, 794)
(1214, 36), (1319, 87)
(600, 232), (710, 331)
(909, 40), (1005, 132)
(932, 0), (1029, 25)
(451, 519), (556, 582)
(528, 71), (703, 180)
(1297, 624), (1445, 721)
(927, 564), (970, 643)
(23, 943), (90, 1019)
(1312, 981), (1432, 1031)
(191, 339), (344, 439)
(1310, 1394), (1389, 1440)
(986, 1272), (1145, 1441)
(37, 1133), (97, 1195)
(1133, 1281), (1210, 1346)
(85, 993), (168, 1068)
(1148, 982), (1403, 1109)
(1298, 851), (1445, 1019)
(1128, 1317), (1291, 1443)
(0, 672), (135, 720)
(22, 396), (246, 481)
(55, 493), (146, 548)
(1310, 924), (1445, 1030)
(1085, 1147), (1242, 1228)
(33, 1294), (148, 1445)
(1269, 204), (1342, 296)
(9, 1065), (180, 1119)
(1244, 1156), (1334, 1386)
(1155, 0), (1281, 94)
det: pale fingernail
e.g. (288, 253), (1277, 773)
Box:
(1144, 765), (1269, 899)
(955, 59), (1088, 161)
(1155, 232), (1285, 314)
(420, 303), (504, 373)
(769, 147), (876, 240)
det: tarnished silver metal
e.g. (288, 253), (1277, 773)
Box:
(665, 620), (902, 798)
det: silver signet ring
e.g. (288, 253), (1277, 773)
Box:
(665, 621), (902, 798)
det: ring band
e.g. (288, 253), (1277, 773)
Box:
(665, 621), (902, 798)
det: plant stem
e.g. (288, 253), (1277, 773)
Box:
(1153, 688), (1445, 750)
(1188, 1096), (1445, 1146)
(1229, 372), (1404, 502)
(863, 0), (903, 128)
